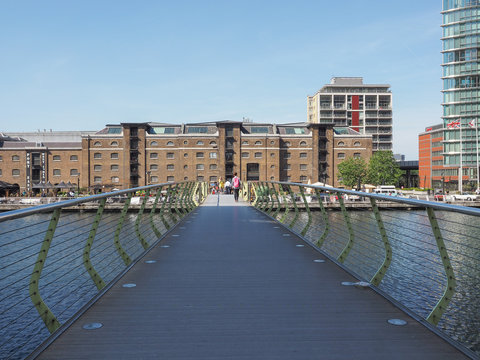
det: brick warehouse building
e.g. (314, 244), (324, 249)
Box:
(0, 121), (372, 194)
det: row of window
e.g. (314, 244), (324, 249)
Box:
(337, 153), (362, 159)
(240, 152), (308, 159)
(1, 154), (80, 162)
(337, 141), (362, 147)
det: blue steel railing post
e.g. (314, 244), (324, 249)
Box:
(337, 192), (354, 263)
(313, 188), (329, 247)
(29, 208), (62, 333)
(149, 186), (163, 238)
(369, 197), (392, 286)
(299, 185), (312, 236)
(83, 198), (107, 290)
(135, 189), (151, 250)
(426, 207), (457, 326)
(287, 185), (299, 228)
(114, 192), (133, 265)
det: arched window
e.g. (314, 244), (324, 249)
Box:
(150, 141), (158, 146)
(284, 142), (291, 147)
(166, 141), (174, 146)
(196, 141), (204, 145)
(300, 141), (307, 146)
(354, 141), (361, 146)
(255, 141), (262, 145)
(93, 141), (101, 147)
(210, 141), (217, 146)
(111, 141), (119, 146)
(53, 155), (61, 161)
(337, 141), (345, 146)
(93, 153), (102, 159)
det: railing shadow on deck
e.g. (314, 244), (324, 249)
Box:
(245, 181), (480, 359)
(0, 181), (208, 360)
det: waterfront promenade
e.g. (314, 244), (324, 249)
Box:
(35, 194), (468, 359)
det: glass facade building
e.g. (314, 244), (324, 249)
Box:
(442, 0), (480, 186)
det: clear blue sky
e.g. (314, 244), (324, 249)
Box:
(0, 0), (442, 160)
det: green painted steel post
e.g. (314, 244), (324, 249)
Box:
(272, 183), (282, 219)
(268, 183), (277, 216)
(264, 182), (272, 213)
(314, 188), (330, 247)
(167, 185), (178, 223)
(337, 192), (354, 263)
(299, 186), (312, 236)
(287, 185), (299, 228)
(174, 184), (185, 218)
(179, 182), (188, 215)
(135, 189), (150, 250)
(257, 182), (264, 210)
(159, 186), (171, 230)
(426, 207), (457, 326)
(29, 208), (62, 334)
(192, 182), (200, 206)
(252, 182), (259, 207)
(114, 192), (133, 265)
(83, 198), (107, 291)
(186, 182), (195, 211)
(369, 198), (392, 286)
(149, 187), (163, 238)
(262, 182), (269, 212)
(279, 185), (290, 224)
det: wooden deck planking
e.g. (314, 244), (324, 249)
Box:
(36, 194), (468, 359)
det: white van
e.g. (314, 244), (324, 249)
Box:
(374, 185), (398, 196)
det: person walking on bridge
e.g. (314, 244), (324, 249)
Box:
(232, 172), (241, 202)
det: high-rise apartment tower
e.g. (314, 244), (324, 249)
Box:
(442, 0), (480, 190)
(307, 77), (393, 152)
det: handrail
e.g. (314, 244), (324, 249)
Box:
(249, 180), (480, 357)
(0, 181), (206, 359)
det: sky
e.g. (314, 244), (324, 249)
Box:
(0, 1), (443, 160)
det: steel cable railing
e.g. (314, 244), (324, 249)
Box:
(0, 181), (206, 360)
(249, 181), (480, 357)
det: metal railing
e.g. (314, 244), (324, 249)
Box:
(248, 181), (480, 358)
(0, 181), (208, 360)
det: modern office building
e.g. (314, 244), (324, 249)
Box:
(307, 77), (393, 152)
(441, 0), (480, 190)
(0, 121), (373, 194)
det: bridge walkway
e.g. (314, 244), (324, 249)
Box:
(36, 194), (468, 359)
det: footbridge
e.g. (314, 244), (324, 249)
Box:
(1, 181), (479, 359)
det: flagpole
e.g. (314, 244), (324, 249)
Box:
(459, 120), (463, 194)
(476, 118), (479, 190)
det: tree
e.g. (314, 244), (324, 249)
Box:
(337, 157), (368, 189)
(367, 151), (402, 186)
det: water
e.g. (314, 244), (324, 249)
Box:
(1, 208), (479, 358)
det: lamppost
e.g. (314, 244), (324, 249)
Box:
(77, 172), (80, 194)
